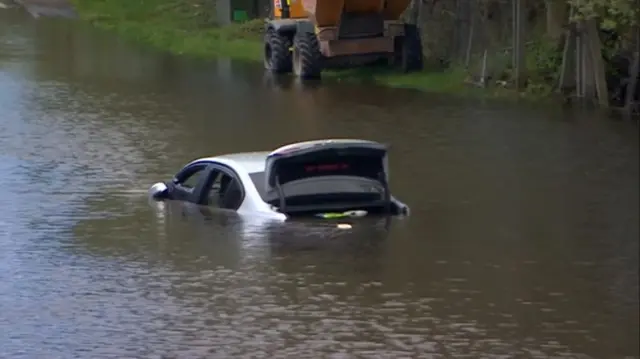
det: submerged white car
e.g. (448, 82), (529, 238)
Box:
(148, 139), (410, 221)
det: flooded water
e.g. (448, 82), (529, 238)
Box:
(1, 10), (638, 359)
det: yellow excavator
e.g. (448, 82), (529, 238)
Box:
(263, 0), (423, 79)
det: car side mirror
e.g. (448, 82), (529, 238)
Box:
(149, 182), (169, 199)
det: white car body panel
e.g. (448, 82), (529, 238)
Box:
(183, 152), (287, 221)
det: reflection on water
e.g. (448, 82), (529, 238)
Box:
(0, 8), (638, 359)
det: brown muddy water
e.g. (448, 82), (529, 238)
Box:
(0, 9), (638, 359)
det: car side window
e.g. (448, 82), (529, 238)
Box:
(207, 171), (243, 210)
(177, 165), (207, 189)
(206, 171), (224, 204)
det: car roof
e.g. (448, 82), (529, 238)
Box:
(196, 151), (269, 173)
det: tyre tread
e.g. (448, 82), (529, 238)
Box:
(265, 28), (292, 73)
(293, 32), (322, 79)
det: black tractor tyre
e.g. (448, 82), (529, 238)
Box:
(292, 31), (322, 79)
(394, 24), (424, 72)
(264, 28), (292, 74)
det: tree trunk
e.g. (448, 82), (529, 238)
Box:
(545, 0), (567, 41)
(585, 19), (609, 106)
(512, 0), (526, 89)
(557, 23), (577, 93)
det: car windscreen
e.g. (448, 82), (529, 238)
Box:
(267, 176), (386, 212)
(286, 176), (383, 194)
(250, 171), (383, 204)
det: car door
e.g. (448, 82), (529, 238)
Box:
(198, 164), (245, 211)
(170, 162), (211, 203)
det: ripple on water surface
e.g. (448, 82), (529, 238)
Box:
(0, 8), (638, 359)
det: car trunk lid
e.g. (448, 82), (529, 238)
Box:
(263, 139), (390, 215)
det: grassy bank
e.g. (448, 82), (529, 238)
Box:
(72, 0), (264, 61)
(71, 0), (548, 99)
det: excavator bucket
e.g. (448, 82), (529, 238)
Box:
(302, 0), (412, 26)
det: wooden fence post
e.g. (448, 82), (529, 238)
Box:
(624, 23), (640, 115)
(575, 20), (584, 97)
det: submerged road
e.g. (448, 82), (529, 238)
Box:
(0, 8), (638, 359)
(2, 0), (76, 18)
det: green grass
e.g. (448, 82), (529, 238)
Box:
(71, 0), (553, 101)
(72, 0), (264, 60)
(321, 65), (472, 95)
(324, 65), (559, 103)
